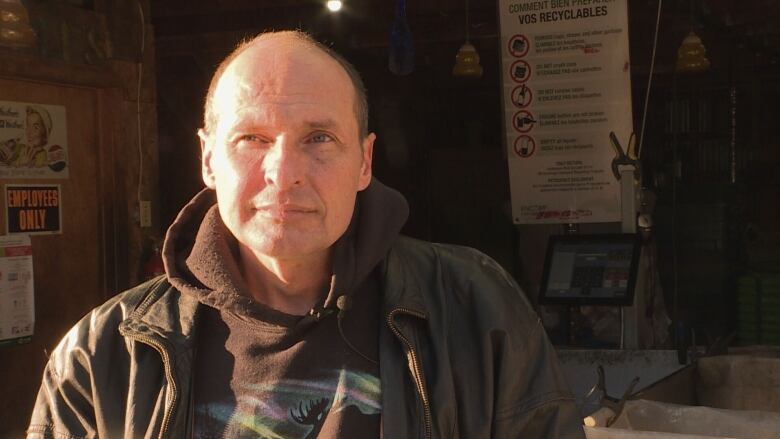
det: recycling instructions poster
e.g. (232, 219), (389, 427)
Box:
(499, 0), (633, 224)
(0, 234), (34, 347)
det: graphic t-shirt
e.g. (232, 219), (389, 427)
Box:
(193, 272), (381, 438)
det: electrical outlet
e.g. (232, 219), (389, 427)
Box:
(140, 201), (152, 228)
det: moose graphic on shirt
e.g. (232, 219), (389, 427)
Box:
(195, 369), (381, 438)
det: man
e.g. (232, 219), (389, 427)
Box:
(28, 31), (584, 438)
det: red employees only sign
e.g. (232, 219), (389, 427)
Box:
(5, 184), (62, 235)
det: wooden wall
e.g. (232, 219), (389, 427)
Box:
(0, 0), (159, 435)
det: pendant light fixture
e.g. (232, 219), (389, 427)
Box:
(452, 0), (482, 78)
(0, 0), (36, 48)
(676, 0), (710, 73)
(676, 31), (710, 73)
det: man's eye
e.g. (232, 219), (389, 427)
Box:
(309, 133), (334, 143)
(235, 134), (268, 147)
(239, 134), (261, 143)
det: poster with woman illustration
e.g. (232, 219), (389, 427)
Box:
(0, 100), (69, 179)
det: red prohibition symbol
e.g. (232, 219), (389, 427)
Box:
(512, 110), (536, 133)
(510, 60), (531, 83)
(513, 136), (536, 158)
(511, 84), (533, 108)
(508, 34), (530, 58)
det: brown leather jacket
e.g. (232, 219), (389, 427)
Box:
(27, 236), (585, 439)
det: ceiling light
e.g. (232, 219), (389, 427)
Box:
(0, 0), (36, 48)
(453, 42), (483, 78)
(676, 31), (710, 73)
(326, 0), (342, 12)
(452, 0), (482, 78)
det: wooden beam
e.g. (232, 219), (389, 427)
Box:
(0, 50), (117, 88)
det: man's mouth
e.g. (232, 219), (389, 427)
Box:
(254, 204), (317, 220)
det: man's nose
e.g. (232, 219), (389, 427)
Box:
(262, 138), (305, 189)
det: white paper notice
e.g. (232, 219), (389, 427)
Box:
(499, 0), (633, 224)
(0, 235), (34, 346)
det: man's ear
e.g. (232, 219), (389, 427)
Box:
(358, 132), (375, 191)
(198, 128), (216, 189)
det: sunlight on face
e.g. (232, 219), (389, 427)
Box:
(201, 39), (374, 262)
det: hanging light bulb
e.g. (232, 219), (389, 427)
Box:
(0, 0), (36, 48)
(453, 42), (483, 78)
(676, 30), (710, 73)
(452, 0), (482, 78)
(326, 0), (342, 13)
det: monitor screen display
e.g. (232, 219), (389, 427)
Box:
(539, 234), (640, 306)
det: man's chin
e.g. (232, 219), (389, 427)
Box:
(238, 234), (329, 261)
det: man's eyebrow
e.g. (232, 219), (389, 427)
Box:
(305, 119), (339, 130)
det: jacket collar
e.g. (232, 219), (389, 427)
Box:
(379, 236), (428, 319)
(120, 235), (430, 352)
(120, 278), (200, 353)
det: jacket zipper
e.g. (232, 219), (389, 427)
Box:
(120, 329), (178, 439)
(387, 308), (432, 439)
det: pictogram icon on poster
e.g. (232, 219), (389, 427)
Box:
(513, 136), (536, 158)
(508, 34), (530, 58)
(511, 84), (533, 108)
(512, 110), (536, 133)
(510, 60), (531, 83)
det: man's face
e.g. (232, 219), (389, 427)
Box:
(26, 111), (47, 148)
(201, 40), (374, 261)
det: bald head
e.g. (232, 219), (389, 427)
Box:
(202, 31), (369, 140)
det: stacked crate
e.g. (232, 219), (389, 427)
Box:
(737, 274), (780, 345)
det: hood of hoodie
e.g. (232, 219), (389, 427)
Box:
(162, 179), (409, 323)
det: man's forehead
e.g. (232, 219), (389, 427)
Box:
(212, 41), (356, 123)
(212, 72), (345, 117)
(219, 40), (345, 96)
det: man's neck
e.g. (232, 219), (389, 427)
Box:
(237, 245), (332, 316)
